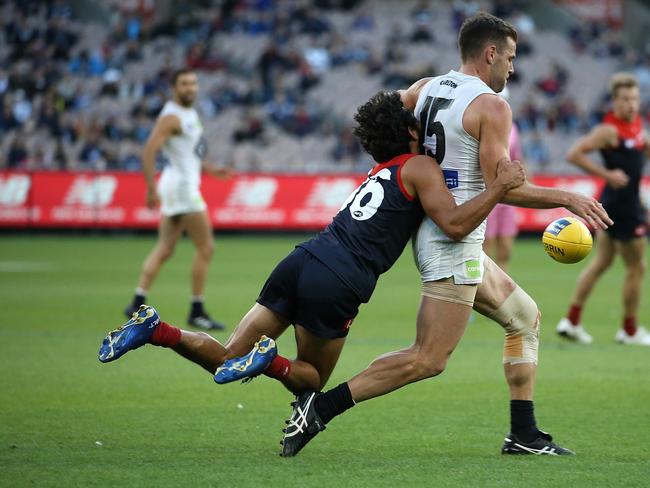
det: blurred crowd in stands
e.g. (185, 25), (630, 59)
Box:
(1, 0), (649, 173)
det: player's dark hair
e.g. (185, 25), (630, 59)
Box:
(353, 91), (418, 163)
(458, 12), (517, 62)
(171, 68), (195, 85)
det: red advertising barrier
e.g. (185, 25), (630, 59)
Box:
(1, 171), (649, 232)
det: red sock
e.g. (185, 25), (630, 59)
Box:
(263, 355), (291, 380)
(567, 304), (582, 326)
(623, 316), (637, 337)
(150, 321), (181, 347)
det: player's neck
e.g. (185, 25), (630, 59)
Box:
(458, 63), (489, 86)
(612, 111), (635, 123)
(172, 97), (193, 109)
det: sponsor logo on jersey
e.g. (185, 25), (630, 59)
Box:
(546, 218), (571, 236)
(443, 169), (459, 189)
(440, 79), (458, 88)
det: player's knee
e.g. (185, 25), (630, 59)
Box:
(594, 254), (614, 273)
(158, 245), (175, 261)
(489, 287), (540, 365)
(632, 259), (646, 276)
(410, 352), (447, 380)
(198, 242), (214, 260)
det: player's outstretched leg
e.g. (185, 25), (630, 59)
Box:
(99, 305), (162, 362)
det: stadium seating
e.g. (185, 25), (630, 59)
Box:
(1, 0), (647, 174)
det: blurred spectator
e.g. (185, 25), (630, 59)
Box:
(7, 134), (29, 169)
(332, 126), (362, 165)
(410, 19), (434, 43)
(351, 7), (375, 31)
(524, 131), (551, 170)
(233, 110), (265, 143)
(536, 63), (568, 98)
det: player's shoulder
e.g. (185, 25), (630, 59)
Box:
(589, 122), (618, 145)
(473, 92), (510, 114)
(472, 93), (510, 127)
(401, 154), (439, 178)
(401, 77), (435, 110)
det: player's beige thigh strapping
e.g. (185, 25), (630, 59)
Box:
(418, 240), (485, 307)
(421, 278), (477, 307)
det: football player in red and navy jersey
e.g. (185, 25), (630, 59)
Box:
(99, 91), (524, 417)
(557, 73), (650, 346)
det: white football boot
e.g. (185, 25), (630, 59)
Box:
(615, 326), (650, 346)
(556, 318), (593, 344)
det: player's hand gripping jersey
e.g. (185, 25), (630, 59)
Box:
(300, 154), (424, 302)
(412, 71), (495, 283)
(157, 100), (208, 216)
(600, 112), (648, 240)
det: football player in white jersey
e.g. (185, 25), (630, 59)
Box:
(124, 69), (232, 331)
(284, 13), (612, 457)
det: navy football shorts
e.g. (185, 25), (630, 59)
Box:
(603, 203), (647, 241)
(256, 247), (360, 339)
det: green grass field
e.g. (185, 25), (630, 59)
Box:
(1, 234), (649, 487)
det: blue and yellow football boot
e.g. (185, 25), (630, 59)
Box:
(98, 305), (160, 363)
(214, 335), (277, 384)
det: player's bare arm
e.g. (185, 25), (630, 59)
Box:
(567, 124), (628, 189)
(468, 94), (612, 229)
(201, 160), (234, 179)
(142, 114), (181, 208)
(398, 77), (432, 111)
(401, 155), (524, 241)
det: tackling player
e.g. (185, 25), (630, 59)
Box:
(278, 12), (612, 457)
(99, 91), (525, 412)
(124, 69), (231, 331)
(556, 73), (649, 345)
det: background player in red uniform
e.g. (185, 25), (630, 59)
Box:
(557, 73), (650, 345)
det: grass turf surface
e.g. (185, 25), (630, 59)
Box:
(0, 235), (649, 487)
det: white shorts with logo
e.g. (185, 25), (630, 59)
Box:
(413, 228), (486, 284)
(158, 171), (206, 217)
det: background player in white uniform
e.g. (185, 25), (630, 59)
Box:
(124, 69), (232, 331)
(293, 13), (612, 456)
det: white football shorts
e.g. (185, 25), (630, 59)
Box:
(157, 171), (206, 217)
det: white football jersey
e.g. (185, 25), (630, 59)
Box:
(158, 100), (205, 187)
(414, 70), (495, 244)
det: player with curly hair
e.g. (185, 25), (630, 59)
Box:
(99, 91), (523, 406)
